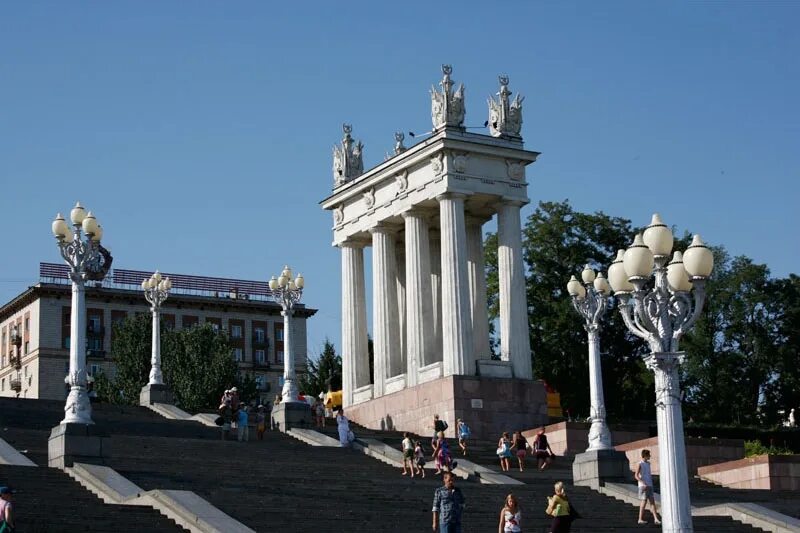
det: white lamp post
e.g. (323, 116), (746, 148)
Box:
(567, 266), (613, 451)
(141, 271), (172, 386)
(607, 213), (714, 533)
(268, 266), (305, 403)
(51, 202), (109, 425)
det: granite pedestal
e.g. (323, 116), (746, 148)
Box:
(48, 423), (111, 469)
(139, 383), (174, 406)
(572, 448), (631, 488)
(271, 401), (312, 433)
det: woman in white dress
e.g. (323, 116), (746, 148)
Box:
(336, 408), (351, 447)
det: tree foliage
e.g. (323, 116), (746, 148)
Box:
(102, 318), (239, 412)
(485, 200), (799, 426)
(299, 339), (342, 397)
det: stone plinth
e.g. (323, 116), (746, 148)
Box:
(342, 375), (547, 440)
(697, 454), (800, 490)
(476, 360), (513, 378)
(523, 421), (650, 457)
(139, 383), (174, 406)
(271, 401), (312, 433)
(48, 423), (111, 469)
(572, 449), (632, 488)
(615, 436), (745, 476)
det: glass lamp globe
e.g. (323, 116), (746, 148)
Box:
(70, 202), (87, 225)
(82, 212), (99, 236)
(683, 235), (714, 278)
(581, 265), (596, 284)
(278, 275), (288, 288)
(566, 275), (586, 299)
(623, 233), (654, 279)
(269, 276), (278, 290)
(608, 250), (635, 293)
(141, 279), (149, 290)
(594, 272), (611, 295)
(91, 225), (103, 242)
(295, 275), (304, 289)
(52, 213), (69, 238)
(153, 271), (162, 283)
(667, 251), (693, 292)
(642, 213), (674, 257)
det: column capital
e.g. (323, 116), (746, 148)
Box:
(369, 223), (401, 236)
(436, 191), (469, 202)
(338, 237), (370, 249)
(494, 197), (528, 209)
(465, 214), (492, 227)
(401, 207), (437, 220)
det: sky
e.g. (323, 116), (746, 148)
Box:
(1, 2), (798, 360)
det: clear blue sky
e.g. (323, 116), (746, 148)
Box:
(1, 2), (798, 359)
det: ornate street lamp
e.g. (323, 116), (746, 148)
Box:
(567, 266), (613, 451)
(141, 271), (172, 387)
(51, 202), (111, 425)
(607, 213), (714, 533)
(268, 266), (305, 403)
(9, 324), (23, 397)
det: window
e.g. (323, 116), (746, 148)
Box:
(88, 338), (103, 350)
(24, 365), (28, 376)
(24, 317), (29, 333)
(276, 328), (284, 341)
(233, 348), (243, 362)
(277, 350), (284, 363)
(256, 349), (265, 364)
(254, 328), (265, 343)
(1, 378), (4, 391)
(90, 364), (99, 376)
(63, 336), (71, 349)
(255, 375), (266, 390)
(88, 315), (101, 333)
(231, 325), (242, 339)
(24, 341), (29, 354)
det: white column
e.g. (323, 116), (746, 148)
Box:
(280, 307), (300, 403)
(403, 209), (434, 386)
(497, 200), (532, 379)
(647, 352), (693, 533)
(437, 193), (473, 376)
(148, 305), (163, 385)
(396, 242), (407, 378)
(371, 226), (401, 396)
(466, 218), (491, 360)
(341, 242), (370, 407)
(429, 232), (443, 364)
(63, 276), (92, 424)
(586, 328), (612, 451)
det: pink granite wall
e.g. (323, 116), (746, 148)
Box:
(697, 455), (800, 490)
(616, 436), (745, 476)
(343, 376), (548, 441)
(522, 422), (650, 457)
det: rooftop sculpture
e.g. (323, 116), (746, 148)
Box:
(332, 124), (364, 187)
(488, 75), (524, 139)
(431, 64), (466, 130)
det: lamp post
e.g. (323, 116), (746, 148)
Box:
(9, 324), (23, 397)
(607, 213), (714, 533)
(51, 202), (110, 425)
(268, 265), (305, 403)
(141, 271), (172, 386)
(567, 266), (613, 451)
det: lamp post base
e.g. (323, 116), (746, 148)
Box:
(572, 449), (631, 488)
(139, 383), (174, 406)
(48, 423), (111, 469)
(271, 401), (312, 433)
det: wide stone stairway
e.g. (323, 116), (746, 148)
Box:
(0, 398), (775, 532)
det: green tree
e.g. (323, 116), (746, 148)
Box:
(486, 200), (652, 420)
(299, 339), (342, 397)
(161, 324), (238, 412)
(106, 313), (152, 404)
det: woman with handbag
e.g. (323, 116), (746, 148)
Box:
(546, 481), (578, 533)
(496, 432), (513, 472)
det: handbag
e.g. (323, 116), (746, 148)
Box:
(214, 416), (224, 426)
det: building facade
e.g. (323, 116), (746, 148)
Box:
(0, 263), (316, 403)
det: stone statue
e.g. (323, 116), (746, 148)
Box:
(488, 75), (524, 139)
(393, 132), (407, 155)
(431, 64), (466, 130)
(332, 124), (365, 187)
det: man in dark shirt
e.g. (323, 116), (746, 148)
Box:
(432, 472), (465, 532)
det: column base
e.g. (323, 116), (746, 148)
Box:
(476, 359), (513, 378)
(271, 401), (312, 433)
(139, 383), (174, 406)
(572, 449), (631, 488)
(48, 423), (111, 469)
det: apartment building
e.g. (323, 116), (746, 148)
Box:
(0, 263), (316, 403)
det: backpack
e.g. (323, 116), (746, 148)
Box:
(442, 420), (448, 431)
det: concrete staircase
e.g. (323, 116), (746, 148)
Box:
(0, 399), (774, 532)
(0, 464), (183, 532)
